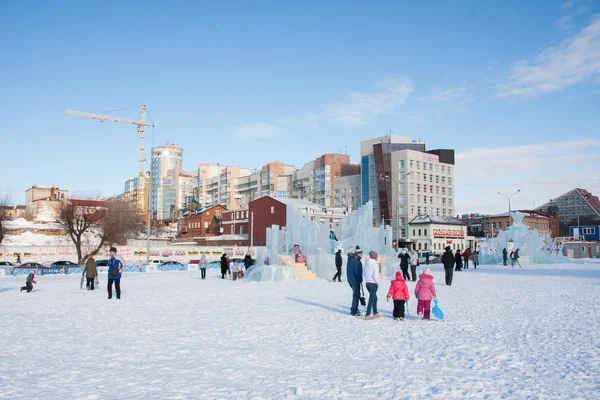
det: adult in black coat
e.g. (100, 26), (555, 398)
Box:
(441, 246), (455, 286)
(220, 254), (228, 279)
(398, 250), (411, 281)
(243, 254), (253, 270)
(502, 248), (508, 266)
(332, 249), (343, 282)
(455, 250), (463, 271)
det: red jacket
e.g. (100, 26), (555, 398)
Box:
(387, 272), (410, 300)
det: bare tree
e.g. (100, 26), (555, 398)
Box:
(57, 200), (142, 264)
(0, 193), (14, 245)
(56, 203), (105, 263)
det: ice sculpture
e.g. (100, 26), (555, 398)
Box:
(246, 200), (397, 282)
(478, 212), (571, 265)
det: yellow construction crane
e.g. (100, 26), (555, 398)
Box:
(64, 106), (154, 177)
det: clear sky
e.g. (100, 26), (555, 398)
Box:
(1, 0), (599, 214)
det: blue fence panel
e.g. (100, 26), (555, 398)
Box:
(158, 263), (188, 272)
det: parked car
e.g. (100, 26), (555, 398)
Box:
(159, 261), (185, 270)
(50, 261), (80, 268)
(418, 251), (440, 264)
(0, 261), (15, 267)
(16, 262), (47, 269)
(95, 260), (109, 267)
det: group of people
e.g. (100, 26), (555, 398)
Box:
(20, 246), (126, 298)
(219, 253), (254, 280)
(440, 246), (478, 286)
(502, 248), (522, 267)
(397, 249), (420, 281)
(346, 245), (438, 321)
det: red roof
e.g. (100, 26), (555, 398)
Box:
(577, 188), (600, 213)
(68, 199), (108, 208)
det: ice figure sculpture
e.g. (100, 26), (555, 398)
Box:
(478, 212), (571, 265)
(245, 199), (397, 282)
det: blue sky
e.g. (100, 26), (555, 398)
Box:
(1, 0), (599, 214)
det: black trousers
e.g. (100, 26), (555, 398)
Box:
(455, 263), (462, 271)
(21, 282), (33, 292)
(410, 265), (417, 281)
(201, 269), (206, 279)
(107, 278), (121, 299)
(333, 266), (342, 281)
(401, 266), (410, 281)
(445, 267), (453, 286)
(393, 300), (406, 318)
(464, 259), (469, 269)
(473, 262), (477, 269)
(86, 277), (95, 290)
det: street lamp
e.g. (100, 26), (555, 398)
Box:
(144, 159), (152, 266)
(498, 189), (521, 227)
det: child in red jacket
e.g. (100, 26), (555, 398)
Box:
(386, 271), (410, 321)
(414, 268), (437, 319)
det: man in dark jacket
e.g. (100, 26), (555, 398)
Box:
(454, 250), (463, 271)
(346, 246), (363, 316)
(442, 246), (455, 286)
(333, 248), (343, 282)
(220, 254), (228, 279)
(107, 247), (125, 299)
(398, 250), (411, 280)
(502, 248), (508, 266)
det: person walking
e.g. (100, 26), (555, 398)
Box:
(363, 251), (380, 320)
(455, 250), (463, 271)
(346, 245), (363, 316)
(220, 254), (228, 279)
(243, 253), (253, 271)
(107, 247), (125, 300)
(289, 244), (302, 263)
(442, 246), (455, 286)
(398, 250), (411, 281)
(83, 255), (97, 291)
(425, 252), (430, 265)
(471, 251), (479, 269)
(332, 248), (343, 282)
(20, 269), (36, 292)
(410, 250), (419, 281)
(386, 271), (409, 321)
(329, 230), (338, 253)
(199, 255), (207, 279)
(502, 248), (508, 266)
(513, 249), (522, 268)
(463, 248), (471, 269)
(414, 268), (437, 320)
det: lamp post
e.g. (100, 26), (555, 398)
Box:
(498, 189), (521, 227)
(144, 159), (152, 266)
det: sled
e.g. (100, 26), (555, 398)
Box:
(80, 275), (85, 290)
(432, 298), (444, 320)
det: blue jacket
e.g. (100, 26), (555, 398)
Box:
(108, 256), (123, 279)
(346, 253), (363, 286)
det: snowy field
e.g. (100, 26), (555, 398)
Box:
(1, 262), (600, 399)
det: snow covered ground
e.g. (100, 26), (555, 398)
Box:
(1, 262), (600, 399)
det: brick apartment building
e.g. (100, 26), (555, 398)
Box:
(180, 204), (226, 238)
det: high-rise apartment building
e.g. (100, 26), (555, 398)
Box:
(334, 174), (361, 212)
(150, 143), (183, 220)
(124, 174), (150, 217)
(360, 134), (455, 244)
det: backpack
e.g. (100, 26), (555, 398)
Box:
(109, 259), (121, 276)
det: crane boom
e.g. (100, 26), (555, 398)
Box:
(64, 105), (154, 177)
(64, 109), (153, 127)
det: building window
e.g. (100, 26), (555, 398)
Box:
(412, 229), (416, 236)
(448, 167), (452, 175)
(417, 206), (421, 214)
(430, 164), (433, 171)
(417, 161), (420, 169)
(424, 196), (427, 204)
(441, 177), (446, 184)
(424, 243), (428, 250)
(583, 227), (595, 234)
(400, 228), (406, 237)
(236, 212), (239, 219)
(423, 185), (427, 193)
(240, 226), (244, 235)
(423, 174), (427, 182)
(442, 166), (445, 173)
(400, 160), (405, 169)
(271, 206), (275, 214)
(435, 175), (439, 183)
(448, 177), (452, 185)
(204, 222), (208, 228)
(410, 160), (414, 168)
(418, 229), (422, 236)
(436, 208), (440, 216)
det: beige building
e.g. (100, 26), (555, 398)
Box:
(409, 215), (473, 253)
(124, 173), (150, 218)
(25, 186), (69, 221)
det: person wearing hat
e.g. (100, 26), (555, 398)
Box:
(398, 249), (411, 281)
(363, 251), (381, 320)
(441, 246), (455, 286)
(346, 245), (364, 316)
(107, 247), (125, 299)
(83, 254), (97, 291)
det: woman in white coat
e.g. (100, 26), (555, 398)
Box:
(199, 255), (207, 280)
(410, 250), (419, 282)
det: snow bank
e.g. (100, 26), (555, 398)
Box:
(1, 264), (599, 398)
